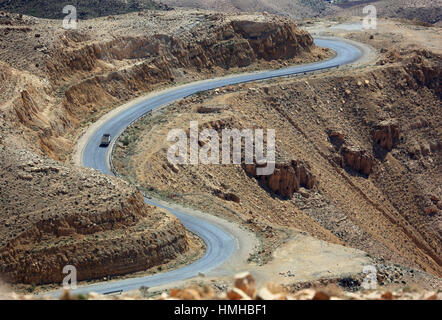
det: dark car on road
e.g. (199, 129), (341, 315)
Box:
(100, 134), (111, 147)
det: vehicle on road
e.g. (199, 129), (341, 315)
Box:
(100, 134), (111, 147)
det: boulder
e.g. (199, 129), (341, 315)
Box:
(234, 272), (256, 298)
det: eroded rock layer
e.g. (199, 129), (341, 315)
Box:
(244, 160), (317, 199)
(0, 10), (324, 285)
(0, 10), (321, 161)
(0, 144), (188, 284)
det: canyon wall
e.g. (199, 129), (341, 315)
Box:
(0, 11), (319, 284)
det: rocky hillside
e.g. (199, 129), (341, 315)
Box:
(0, 9), (324, 286)
(162, 0), (338, 20)
(5, 0), (440, 25)
(332, 0), (442, 25)
(163, 0), (442, 25)
(114, 47), (442, 279)
(0, 10), (323, 162)
(0, 135), (188, 284)
(0, 0), (168, 19)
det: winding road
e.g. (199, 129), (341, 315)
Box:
(55, 37), (367, 296)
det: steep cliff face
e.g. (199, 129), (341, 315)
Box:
(340, 145), (374, 176)
(0, 9), (323, 286)
(373, 120), (400, 151)
(0, 144), (188, 284)
(231, 19), (314, 61)
(45, 17), (314, 86)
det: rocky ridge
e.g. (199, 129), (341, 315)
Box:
(0, 10), (323, 161)
(0, 139), (188, 284)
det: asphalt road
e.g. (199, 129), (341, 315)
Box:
(52, 37), (363, 296)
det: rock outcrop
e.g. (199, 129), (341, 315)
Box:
(327, 129), (346, 149)
(230, 19), (313, 61)
(0, 145), (189, 284)
(244, 160), (317, 199)
(327, 130), (375, 176)
(213, 189), (240, 203)
(45, 18), (314, 87)
(404, 50), (442, 95)
(340, 145), (374, 176)
(373, 120), (400, 151)
(0, 10), (322, 285)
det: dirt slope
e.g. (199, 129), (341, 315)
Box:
(114, 43), (441, 278)
(162, 0), (339, 20)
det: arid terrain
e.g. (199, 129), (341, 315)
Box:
(0, 8), (328, 292)
(0, 142), (190, 285)
(161, 0), (338, 20)
(163, 0), (442, 25)
(0, 9), (325, 162)
(113, 17), (442, 291)
(331, 0), (442, 25)
(0, 1), (441, 300)
(0, 0), (169, 19)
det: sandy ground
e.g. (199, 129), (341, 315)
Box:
(253, 232), (371, 287)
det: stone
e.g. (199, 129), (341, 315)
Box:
(234, 272), (256, 298)
(381, 291), (393, 300)
(313, 291), (330, 300)
(256, 287), (284, 300)
(244, 160), (317, 198)
(227, 288), (251, 300)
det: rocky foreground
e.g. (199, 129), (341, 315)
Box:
(1, 272), (440, 300)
